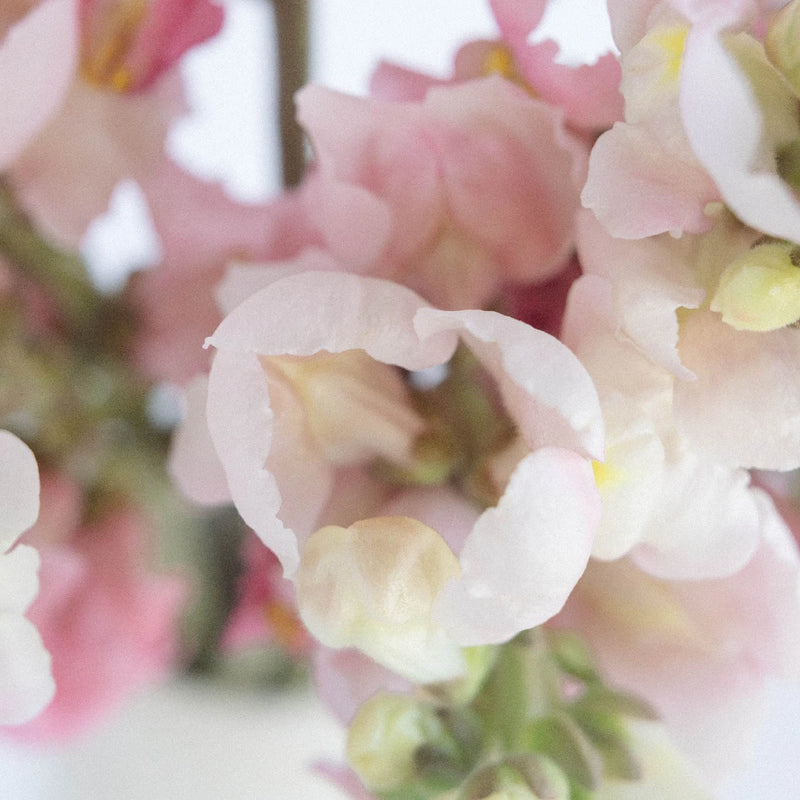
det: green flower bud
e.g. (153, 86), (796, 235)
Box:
(710, 242), (800, 331)
(346, 692), (448, 794)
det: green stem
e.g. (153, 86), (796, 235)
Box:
(0, 182), (102, 331)
(272, 0), (310, 187)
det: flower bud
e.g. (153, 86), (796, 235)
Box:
(296, 516), (465, 683)
(710, 242), (800, 331)
(346, 692), (448, 794)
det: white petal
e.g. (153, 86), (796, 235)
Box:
(0, 430), (39, 553)
(434, 448), (600, 645)
(0, 613), (54, 725)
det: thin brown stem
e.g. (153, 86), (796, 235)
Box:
(272, 0), (310, 188)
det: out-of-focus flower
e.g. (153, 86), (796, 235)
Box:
(0, 0), (78, 171)
(10, 476), (186, 741)
(8, 0), (223, 247)
(128, 166), (318, 385)
(78, 0), (222, 94)
(0, 430), (54, 726)
(558, 502), (800, 780)
(221, 532), (310, 657)
(489, 0), (624, 130)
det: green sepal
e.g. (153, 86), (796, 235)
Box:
(570, 708), (642, 783)
(546, 631), (600, 685)
(572, 686), (659, 722)
(527, 713), (603, 791)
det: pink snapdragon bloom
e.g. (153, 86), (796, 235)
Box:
(183, 269), (603, 682)
(557, 505), (800, 781)
(296, 76), (588, 310)
(10, 477), (186, 741)
(0, 431), (54, 727)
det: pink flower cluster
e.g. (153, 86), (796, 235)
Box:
(167, 0), (800, 790)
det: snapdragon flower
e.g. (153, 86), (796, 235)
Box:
(178, 269), (604, 682)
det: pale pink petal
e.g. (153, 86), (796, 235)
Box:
(168, 375), (231, 507)
(12, 72), (184, 246)
(369, 61), (446, 102)
(414, 307), (604, 459)
(559, 497), (800, 779)
(215, 249), (343, 317)
(606, 0), (662, 53)
(312, 175), (394, 272)
(379, 487), (480, 556)
(582, 122), (718, 239)
(207, 272), (458, 371)
(426, 78), (587, 283)
(434, 448), (600, 645)
(0, 544), (40, 614)
(313, 647), (412, 725)
(632, 456), (762, 579)
(206, 349), (305, 575)
(296, 85), (442, 275)
(0, 0), (77, 171)
(679, 18), (800, 243)
(575, 214), (704, 379)
(675, 309), (800, 470)
(0, 430), (40, 553)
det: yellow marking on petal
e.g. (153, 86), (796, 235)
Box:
(481, 43), (537, 96)
(592, 459), (624, 490)
(711, 242), (800, 331)
(482, 44), (517, 80)
(649, 26), (688, 83)
(264, 601), (306, 653)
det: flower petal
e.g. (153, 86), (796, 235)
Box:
(434, 448), (600, 646)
